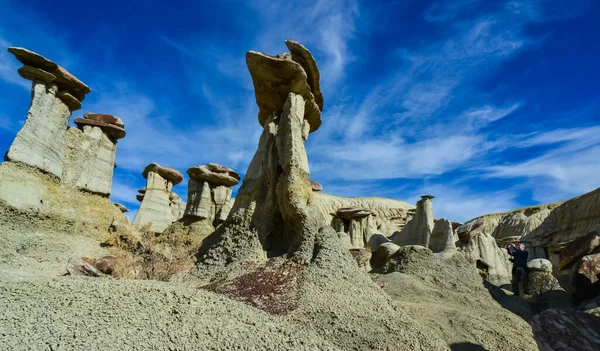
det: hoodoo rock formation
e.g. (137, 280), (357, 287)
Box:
(132, 162), (184, 232)
(5, 47), (90, 177)
(330, 207), (375, 249)
(161, 163), (241, 240)
(197, 40), (330, 265)
(62, 113), (125, 195)
(391, 195), (435, 247)
(0, 48), (129, 275)
(184, 163), (239, 226)
(1, 41), (580, 351)
(194, 40), (449, 350)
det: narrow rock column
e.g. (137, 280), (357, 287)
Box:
(197, 40), (327, 266)
(184, 163), (240, 227)
(62, 113), (126, 195)
(5, 47), (90, 177)
(186, 180), (212, 219)
(392, 195), (435, 247)
(132, 163), (183, 232)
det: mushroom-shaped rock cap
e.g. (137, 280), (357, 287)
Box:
(113, 203), (129, 213)
(58, 91), (82, 111)
(84, 113), (125, 128)
(8, 47), (58, 71)
(52, 66), (91, 101)
(142, 163), (184, 185)
(74, 118), (126, 140)
(421, 195), (435, 200)
(285, 39), (323, 111)
(309, 179), (322, 192)
(18, 65), (56, 83)
(246, 42), (322, 133)
(335, 207), (373, 220)
(8, 47), (91, 101)
(187, 163), (240, 187)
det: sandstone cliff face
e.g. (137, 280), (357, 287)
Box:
(459, 187), (600, 286)
(313, 194), (413, 249)
(456, 203), (561, 247)
(459, 187), (600, 251)
(523, 188), (600, 247)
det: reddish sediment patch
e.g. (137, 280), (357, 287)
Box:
(201, 260), (305, 315)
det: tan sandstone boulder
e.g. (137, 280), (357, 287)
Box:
(142, 163), (183, 185)
(559, 230), (600, 269)
(370, 242), (402, 270)
(246, 46), (321, 133)
(8, 47), (58, 71)
(526, 259), (563, 297)
(570, 253), (600, 303)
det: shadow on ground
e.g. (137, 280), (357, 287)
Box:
(483, 281), (533, 321)
(450, 342), (490, 351)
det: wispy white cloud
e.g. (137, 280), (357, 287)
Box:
(514, 126), (600, 149)
(86, 84), (260, 174)
(0, 35), (30, 90)
(308, 0), (535, 183)
(485, 125), (600, 202)
(311, 134), (487, 181)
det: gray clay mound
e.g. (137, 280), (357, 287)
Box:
(0, 218), (109, 277)
(372, 246), (538, 351)
(195, 232), (449, 350)
(0, 275), (339, 351)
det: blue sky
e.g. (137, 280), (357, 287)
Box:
(0, 0), (598, 223)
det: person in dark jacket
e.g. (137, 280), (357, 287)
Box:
(507, 243), (529, 296)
